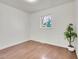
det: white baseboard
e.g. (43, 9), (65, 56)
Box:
(0, 40), (28, 50)
(0, 39), (77, 57)
(30, 40), (68, 48)
(0, 39), (67, 50)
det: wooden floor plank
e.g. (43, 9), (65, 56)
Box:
(0, 40), (77, 59)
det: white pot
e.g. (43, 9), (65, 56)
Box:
(67, 46), (75, 52)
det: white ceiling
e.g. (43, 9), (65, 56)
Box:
(0, 0), (74, 13)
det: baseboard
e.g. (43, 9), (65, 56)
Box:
(0, 39), (78, 56)
(0, 40), (29, 50)
(29, 40), (68, 48)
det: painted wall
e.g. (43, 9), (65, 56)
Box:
(30, 1), (77, 48)
(0, 1), (77, 53)
(0, 3), (29, 49)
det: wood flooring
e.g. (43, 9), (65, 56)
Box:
(0, 40), (77, 59)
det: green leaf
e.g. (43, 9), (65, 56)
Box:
(64, 23), (77, 44)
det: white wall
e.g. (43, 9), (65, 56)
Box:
(30, 1), (77, 48)
(0, 1), (77, 52)
(0, 3), (29, 49)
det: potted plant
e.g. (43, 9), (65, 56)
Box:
(64, 23), (77, 51)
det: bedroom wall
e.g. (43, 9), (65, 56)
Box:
(0, 2), (29, 49)
(0, 0), (77, 52)
(30, 1), (77, 48)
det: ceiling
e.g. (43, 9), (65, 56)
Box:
(0, 0), (74, 13)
